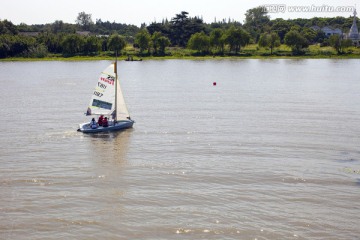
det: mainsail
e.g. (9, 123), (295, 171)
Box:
(115, 65), (130, 121)
(87, 63), (130, 121)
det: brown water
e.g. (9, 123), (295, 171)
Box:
(0, 59), (359, 239)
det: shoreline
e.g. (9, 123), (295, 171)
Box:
(1, 54), (360, 62)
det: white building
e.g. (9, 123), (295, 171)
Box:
(322, 26), (342, 36)
(347, 9), (360, 45)
(311, 26), (342, 36)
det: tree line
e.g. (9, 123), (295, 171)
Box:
(0, 7), (358, 58)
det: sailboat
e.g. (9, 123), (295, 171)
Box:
(78, 58), (134, 133)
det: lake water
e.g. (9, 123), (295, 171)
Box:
(0, 59), (359, 239)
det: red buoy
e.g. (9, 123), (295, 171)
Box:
(213, 82), (217, 86)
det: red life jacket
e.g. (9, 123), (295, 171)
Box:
(103, 118), (108, 127)
(98, 116), (104, 126)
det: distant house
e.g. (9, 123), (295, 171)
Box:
(311, 26), (342, 36)
(322, 26), (342, 36)
(76, 31), (91, 36)
(96, 34), (110, 38)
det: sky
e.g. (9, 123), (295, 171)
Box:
(0, 0), (358, 26)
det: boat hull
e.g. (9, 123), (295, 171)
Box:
(78, 120), (134, 133)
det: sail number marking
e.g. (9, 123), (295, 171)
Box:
(94, 91), (103, 97)
(98, 82), (107, 89)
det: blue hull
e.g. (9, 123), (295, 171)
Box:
(78, 120), (134, 133)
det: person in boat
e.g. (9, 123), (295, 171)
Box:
(98, 115), (104, 126)
(90, 118), (98, 129)
(102, 117), (109, 127)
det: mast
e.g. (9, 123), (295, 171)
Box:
(114, 50), (118, 123)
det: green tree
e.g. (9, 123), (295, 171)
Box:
(271, 19), (293, 43)
(224, 27), (250, 54)
(135, 29), (151, 54)
(147, 22), (170, 36)
(108, 34), (126, 54)
(308, 17), (328, 28)
(210, 28), (225, 54)
(290, 25), (301, 32)
(99, 36), (108, 51)
(301, 27), (317, 43)
(0, 35), (12, 58)
(244, 6), (270, 42)
(341, 39), (353, 53)
(76, 12), (93, 31)
(12, 35), (36, 56)
(50, 34), (65, 53)
(258, 32), (280, 54)
(284, 30), (309, 55)
(169, 12), (205, 47)
(37, 32), (64, 53)
(157, 36), (171, 55)
(83, 36), (101, 54)
(51, 20), (65, 33)
(329, 35), (353, 54)
(0, 34), (36, 57)
(94, 19), (139, 36)
(62, 34), (84, 55)
(314, 30), (327, 44)
(27, 44), (48, 58)
(151, 31), (162, 55)
(0, 20), (18, 35)
(187, 32), (210, 53)
(170, 11), (190, 47)
(151, 32), (171, 55)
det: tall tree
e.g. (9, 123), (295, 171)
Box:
(151, 31), (162, 54)
(135, 29), (151, 53)
(170, 11), (190, 47)
(284, 30), (309, 55)
(157, 36), (171, 55)
(51, 20), (63, 33)
(210, 28), (225, 54)
(108, 34), (126, 54)
(76, 12), (93, 31)
(244, 6), (270, 42)
(270, 19), (293, 43)
(258, 32), (280, 54)
(224, 27), (250, 54)
(169, 11), (205, 47)
(187, 32), (210, 53)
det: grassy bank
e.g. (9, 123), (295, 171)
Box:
(1, 44), (360, 61)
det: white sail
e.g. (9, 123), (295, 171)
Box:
(86, 64), (116, 116)
(86, 63), (130, 121)
(115, 74), (130, 120)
